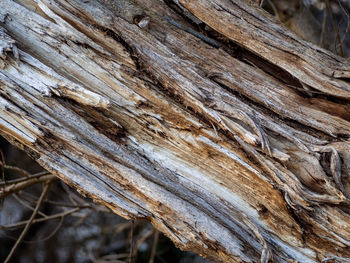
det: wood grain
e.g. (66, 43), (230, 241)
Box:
(1, 0), (350, 262)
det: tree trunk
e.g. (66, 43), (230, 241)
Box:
(1, 0), (350, 262)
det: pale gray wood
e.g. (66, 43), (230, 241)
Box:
(1, 0), (350, 262)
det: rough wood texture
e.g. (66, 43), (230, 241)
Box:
(1, 0), (350, 262)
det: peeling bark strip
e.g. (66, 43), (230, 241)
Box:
(1, 0), (350, 262)
(177, 0), (350, 97)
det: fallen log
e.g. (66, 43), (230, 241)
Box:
(1, 0), (350, 262)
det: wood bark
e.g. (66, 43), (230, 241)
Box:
(1, 0), (350, 262)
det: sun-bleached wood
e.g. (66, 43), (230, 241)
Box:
(1, 0), (350, 262)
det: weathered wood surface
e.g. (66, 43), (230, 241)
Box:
(1, 0), (350, 262)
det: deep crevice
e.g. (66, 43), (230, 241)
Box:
(165, 0), (350, 106)
(208, 77), (337, 141)
(92, 24), (142, 70)
(53, 96), (127, 145)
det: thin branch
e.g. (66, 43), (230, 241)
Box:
(129, 220), (135, 263)
(41, 199), (93, 208)
(114, 221), (133, 235)
(266, 0), (279, 20)
(99, 253), (130, 260)
(149, 230), (159, 263)
(73, 208), (93, 227)
(320, 7), (329, 48)
(27, 216), (65, 243)
(132, 228), (154, 258)
(0, 174), (56, 199)
(14, 190), (50, 206)
(326, 0), (344, 56)
(15, 190), (94, 210)
(60, 181), (87, 206)
(0, 216), (64, 244)
(13, 193), (48, 217)
(336, 0), (350, 55)
(0, 148), (5, 183)
(0, 207), (82, 230)
(1, 165), (32, 178)
(4, 180), (52, 263)
(0, 171), (49, 186)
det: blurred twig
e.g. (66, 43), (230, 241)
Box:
(326, 0), (344, 56)
(42, 199), (93, 208)
(95, 252), (130, 262)
(114, 221), (133, 235)
(149, 230), (159, 263)
(16, 190), (93, 209)
(129, 220), (135, 263)
(13, 193), (48, 217)
(266, 0), (279, 20)
(0, 170), (49, 186)
(1, 216), (65, 244)
(0, 207), (82, 230)
(337, 0), (350, 54)
(30, 216), (65, 243)
(4, 179), (53, 263)
(73, 207), (93, 227)
(1, 165), (32, 179)
(132, 228), (154, 258)
(61, 181), (88, 205)
(0, 173), (56, 199)
(0, 149), (5, 183)
(320, 6), (329, 48)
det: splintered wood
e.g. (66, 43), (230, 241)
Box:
(1, 0), (350, 262)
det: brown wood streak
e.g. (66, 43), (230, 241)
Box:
(178, 0), (350, 97)
(0, 0), (350, 262)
